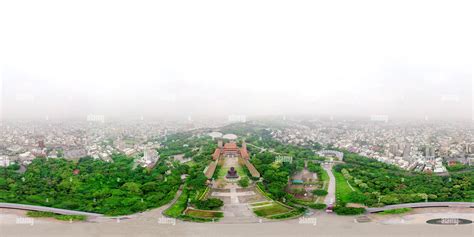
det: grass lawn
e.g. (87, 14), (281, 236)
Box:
(26, 211), (86, 221)
(378, 208), (413, 215)
(164, 188), (224, 222)
(321, 167), (329, 184)
(334, 170), (354, 204)
(250, 201), (273, 207)
(235, 165), (248, 179)
(185, 209), (223, 219)
(217, 165), (228, 180)
(217, 162), (248, 181)
(252, 203), (292, 217)
(186, 161), (197, 167)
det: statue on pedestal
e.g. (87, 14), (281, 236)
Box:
(226, 167), (239, 179)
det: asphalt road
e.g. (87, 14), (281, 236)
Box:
(2, 208), (473, 237)
(322, 163), (335, 206)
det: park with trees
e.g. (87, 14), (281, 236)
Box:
(333, 152), (474, 207)
(2, 124), (472, 220)
(0, 132), (218, 216)
(0, 154), (183, 216)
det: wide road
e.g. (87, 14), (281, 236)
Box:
(322, 163), (336, 206)
(367, 202), (474, 213)
(0, 203), (103, 217)
(2, 208), (473, 237)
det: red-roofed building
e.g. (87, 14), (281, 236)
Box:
(213, 141), (250, 160)
(240, 148), (249, 159)
(223, 142), (237, 149)
(212, 149), (221, 160)
(207, 140), (259, 178)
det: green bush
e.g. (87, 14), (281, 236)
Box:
(238, 177), (250, 188)
(164, 190), (189, 218)
(308, 203), (327, 210)
(333, 206), (365, 215)
(179, 214), (219, 222)
(194, 198), (223, 210)
(446, 164), (470, 172)
(54, 215), (87, 221)
(26, 211), (86, 221)
(26, 211), (56, 218)
(312, 189), (328, 196)
(378, 208), (412, 215)
(268, 209), (304, 219)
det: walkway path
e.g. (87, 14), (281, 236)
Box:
(210, 184), (265, 223)
(322, 163), (336, 206)
(212, 187), (256, 204)
(139, 189), (182, 216)
(103, 188), (185, 224)
(246, 143), (282, 155)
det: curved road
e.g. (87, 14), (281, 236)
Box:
(0, 203), (103, 217)
(322, 163), (336, 206)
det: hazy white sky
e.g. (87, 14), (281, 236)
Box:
(0, 0), (472, 120)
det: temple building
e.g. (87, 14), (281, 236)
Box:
(212, 141), (249, 160)
(205, 140), (260, 179)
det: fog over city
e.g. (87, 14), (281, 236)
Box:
(1, 1), (472, 120)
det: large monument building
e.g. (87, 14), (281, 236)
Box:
(205, 140), (260, 179)
(213, 141), (248, 160)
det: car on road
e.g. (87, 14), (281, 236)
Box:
(325, 205), (334, 213)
